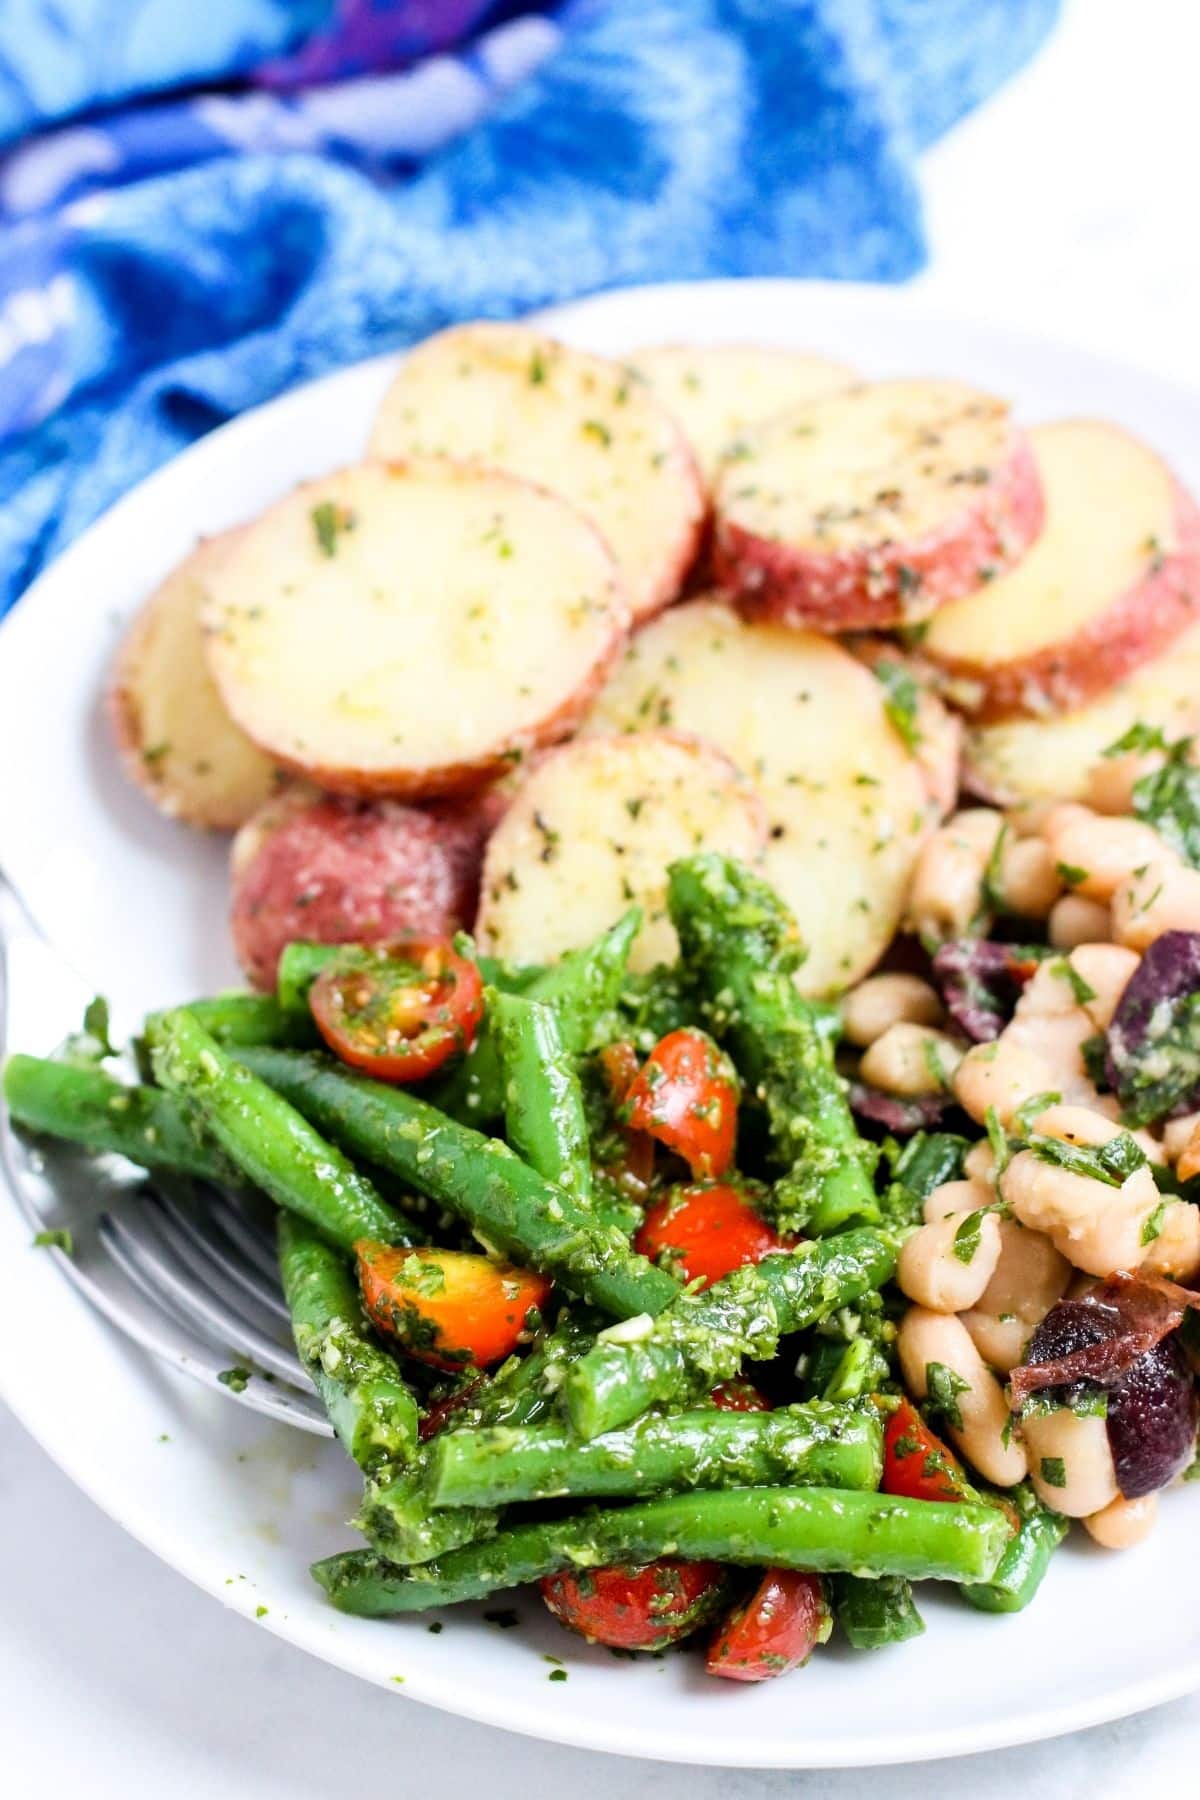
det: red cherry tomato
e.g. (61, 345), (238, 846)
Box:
(881, 1397), (974, 1504)
(540, 1560), (727, 1651)
(635, 1181), (782, 1289)
(625, 1028), (739, 1179)
(709, 1379), (772, 1413)
(707, 1569), (831, 1683)
(310, 936), (483, 1083)
(597, 1040), (655, 1195)
(356, 1243), (550, 1371)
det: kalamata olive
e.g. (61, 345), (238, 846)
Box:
(847, 1083), (950, 1135)
(1104, 930), (1200, 1125)
(931, 940), (1043, 1043)
(1021, 1295), (1198, 1498)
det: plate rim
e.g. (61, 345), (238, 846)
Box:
(3, 275), (1199, 1767)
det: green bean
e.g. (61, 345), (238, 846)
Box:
(883, 1132), (970, 1229)
(353, 1471), (498, 1565)
(490, 989), (592, 1207)
(275, 943), (346, 1021)
(232, 1046), (680, 1321)
(960, 1484), (1067, 1614)
(427, 1401), (882, 1509)
(834, 1575), (925, 1648)
(561, 1230), (898, 1441)
(147, 1012), (415, 1252)
(277, 1213), (419, 1472)
(431, 910), (640, 1123)
(312, 1487), (1012, 1615)
(462, 1305), (601, 1432)
(182, 992), (317, 1048)
(667, 855), (878, 1236)
(3, 1055), (233, 1184)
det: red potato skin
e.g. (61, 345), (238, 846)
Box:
(924, 480), (1200, 722)
(716, 429), (1044, 632)
(230, 789), (503, 991)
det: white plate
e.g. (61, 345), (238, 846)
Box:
(2, 280), (1199, 1768)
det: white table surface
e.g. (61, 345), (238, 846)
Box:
(4, 0), (1199, 1789)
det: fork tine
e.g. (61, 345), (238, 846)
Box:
(100, 1207), (312, 1389)
(156, 1188), (291, 1324)
(205, 1189), (282, 1280)
(147, 1200), (298, 1355)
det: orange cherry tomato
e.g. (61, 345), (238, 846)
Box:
(356, 1243), (550, 1371)
(310, 937), (483, 1083)
(881, 1397), (974, 1504)
(625, 1028), (739, 1179)
(706, 1570), (831, 1683)
(635, 1180), (782, 1289)
(540, 1560), (728, 1651)
(709, 1379), (772, 1413)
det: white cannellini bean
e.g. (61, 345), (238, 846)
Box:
(858, 1022), (963, 1097)
(1029, 1101), (1159, 1163)
(841, 973), (943, 1047)
(1065, 943), (1140, 1031)
(995, 834), (1062, 919)
(1112, 858), (1200, 952)
(961, 1220), (1072, 1373)
(1085, 748), (1165, 817)
(922, 1178), (992, 1223)
(1000, 1145), (1161, 1277)
(962, 1140), (998, 1187)
(1048, 893), (1112, 949)
(1023, 1407), (1118, 1516)
(1042, 808), (1174, 902)
(1162, 1111), (1200, 1163)
(1082, 1491), (1159, 1549)
(1141, 1198), (1200, 1280)
(953, 1038), (1061, 1127)
(906, 809), (1003, 941)
(896, 1210), (1003, 1313)
(897, 1307), (1027, 1487)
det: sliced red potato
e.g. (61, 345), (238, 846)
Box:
(475, 732), (767, 974)
(201, 462), (629, 798)
(924, 420), (1200, 720)
(230, 787), (500, 990)
(369, 323), (704, 622)
(584, 598), (940, 996)
(108, 534), (284, 829)
(628, 343), (855, 482)
(713, 378), (1043, 632)
(964, 619), (1200, 807)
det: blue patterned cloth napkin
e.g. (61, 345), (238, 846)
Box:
(0, 0), (1058, 614)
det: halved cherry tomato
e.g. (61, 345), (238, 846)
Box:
(597, 1040), (655, 1195)
(540, 1560), (728, 1651)
(709, 1379), (772, 1413)
(635, 1180), (782, 1288)
(881, 1396), (974, 1504)
(356, 1243), (550, 1370)
(706, 1570), (831, 1683)
(310, 937), (483, 1083)
(625, 1028), (739, 1179)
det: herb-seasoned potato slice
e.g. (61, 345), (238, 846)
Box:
(476, 732), (766, 974)
(629, 343), (855, 482)
(108, 534), (283, 830)
(585, 599), (942, 995)
(369, 323), (703, 622)
(201, 462), (629, 800)
(713, 378), (1043, 632)
(925, 420), (1200, 720)
(965, 621), (1200, 807)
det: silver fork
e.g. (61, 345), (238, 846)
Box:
(0, 869), (332, 1437)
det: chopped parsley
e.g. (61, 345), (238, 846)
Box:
(33, 1228), (74, 1253)
(1052, 959), (1096, 1005)
(923, 1361), (969, 1433)
(1128, 731), (1200, 867)
(1027, 1130), (1146, 1186)
(874, 659), (922, 753)
(1055, 861), (1089, 888)
(1011, 1090), (1062, 1137)
(1039, 1456), (1067, 1489)
(1141, 1198), (1169, 1245)
(218, 1367), (251, 1393)
(311, 500), (354, 557)
(980, 822), (1010, 913)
